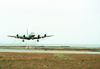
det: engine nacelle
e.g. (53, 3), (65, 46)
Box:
(38, 35), (40, 39)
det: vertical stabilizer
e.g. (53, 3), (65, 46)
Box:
(27, 29), (28, 35)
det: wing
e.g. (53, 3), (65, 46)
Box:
(45, 35), (53, 37)
(32, 35), (53, 39)
(41, 35), (54, 38)
(8, 35), (29, 40)
(8, 35), (16, 37)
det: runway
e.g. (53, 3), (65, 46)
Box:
(0, 49), (100, 54)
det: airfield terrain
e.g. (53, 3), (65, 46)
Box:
(0, 52), (100, 69)
(0, 46), (100, 51)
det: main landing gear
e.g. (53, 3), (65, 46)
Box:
(22, 40), (39, 42)
(22, 40), (24, 42)
(37, 40), (39, 42)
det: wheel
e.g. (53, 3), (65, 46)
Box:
(22, 40), (24, 42)
(37, 40), (39, 42)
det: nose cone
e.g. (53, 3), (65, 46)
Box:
(32, 37), (34, 39)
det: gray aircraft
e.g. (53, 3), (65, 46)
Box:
(8, 29), (53, 42)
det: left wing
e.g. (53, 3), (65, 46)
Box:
(8, 35), (29, 40)
(8, 35), (16, 37)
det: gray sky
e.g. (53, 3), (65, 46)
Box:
(0, 0), (100, 45)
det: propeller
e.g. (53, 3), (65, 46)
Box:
(22, 35), (25, 39)
(16, 32), (20, 38)
(38, 35), (40, 39)
(23, 35), (25, 38)
(44, 34), (47, 37)
(16, 34), (19, 38)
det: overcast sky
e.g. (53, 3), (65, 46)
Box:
(0, 0), (100, 46)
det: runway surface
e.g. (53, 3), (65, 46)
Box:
(0, 49), (100, 54)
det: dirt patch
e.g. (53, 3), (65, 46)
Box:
(0, 52), (100, 69)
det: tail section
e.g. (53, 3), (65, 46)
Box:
(27, 29), (28, 35)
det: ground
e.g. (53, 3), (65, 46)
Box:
(0, 46), (100, 51)
(0, 52), (100, 69)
